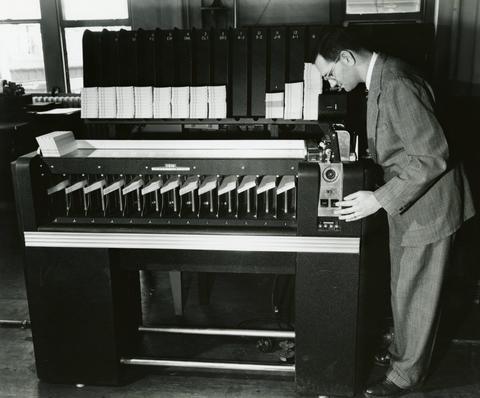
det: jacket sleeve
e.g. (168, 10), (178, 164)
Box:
(373, 76), (449, 216)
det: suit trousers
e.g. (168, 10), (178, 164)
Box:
(385, 226), (455, 389)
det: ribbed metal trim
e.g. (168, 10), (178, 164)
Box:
(24, 232), (360, 254)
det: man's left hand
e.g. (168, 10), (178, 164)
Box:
(333, 190), (382, 222)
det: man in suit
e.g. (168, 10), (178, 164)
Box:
(313, 28), (475, 397)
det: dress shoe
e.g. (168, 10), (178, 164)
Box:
(364, 377), (412, 397)
(374, 350), (392, 367)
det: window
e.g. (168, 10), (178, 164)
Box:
(346, 0), (421, 15)
(0, 0), (46, 92)
(64, 26), (129, 93)
(0, 0), (131, 94)
(59, 0), (131, 93)
(62, 0), (129, 21)
(341, 0), (431, 23)
(0, 0), (41, 19)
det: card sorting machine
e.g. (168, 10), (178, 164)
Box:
(13, 137), (382, 397)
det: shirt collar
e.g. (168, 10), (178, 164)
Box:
(365, 52), (378, 91)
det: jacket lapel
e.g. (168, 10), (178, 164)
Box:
(366, 54), (386, 162)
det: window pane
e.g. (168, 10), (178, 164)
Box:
(0, 24), (46, 92)
(65, 26), (129, 93)
(62, 0), (129, 20)
(346, 0), (421, 14)
(0, 0), (41, 20)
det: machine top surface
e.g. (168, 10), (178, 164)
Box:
(38, 136), (308, 159)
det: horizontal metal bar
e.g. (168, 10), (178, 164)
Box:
(0, 320), (31, 329)
(139, 326), (295, 338)
(24, 232), (360, 254)
(0, 19), (41, 24)
(120, 358), (295, 373)
(451, 339), (480, 346)
(61, 19), (130, 28)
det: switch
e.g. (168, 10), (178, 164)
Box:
(320, 199), (329, 207)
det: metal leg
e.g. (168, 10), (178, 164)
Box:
(169, 271), (183, 316)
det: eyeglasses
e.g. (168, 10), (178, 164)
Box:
(323, 55), (340, 81)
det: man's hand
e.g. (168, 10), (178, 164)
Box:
(333, 190), (382, 222)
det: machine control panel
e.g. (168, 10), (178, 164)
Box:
(317, 162), (343, 219)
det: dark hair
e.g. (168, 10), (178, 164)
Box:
(309, 26), (366, 63)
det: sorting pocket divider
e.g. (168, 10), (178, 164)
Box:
(46, 177), (70, 218)
(65, 178), (88, 217)
(257, 175), (277, 220)
(122, 176), (144, 217)
(198, 176), (218, 218)
(141, 176), (164, 217)
(83, 177), (107, 217)
(161, 176), (182, 218)
(180, 175), (200, 218)
(276, 175), (297, 220)
(237, 175), (258, 219)
(103, 177), (126, 217)
(217, 175), (238, 219)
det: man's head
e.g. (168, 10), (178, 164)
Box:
(312, 27), (371, 92)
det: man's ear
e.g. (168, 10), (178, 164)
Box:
(340, 50), (356, 66)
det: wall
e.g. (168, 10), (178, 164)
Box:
(131, 0), (185, 29)
(235, 0), (330, 26)
(434, 0), (480, 97)
(452, 0), (480, 96)
(130, 0), (331, 29)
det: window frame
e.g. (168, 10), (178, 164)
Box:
(0, 19), (41, 24)
(330, 0), (436, 25)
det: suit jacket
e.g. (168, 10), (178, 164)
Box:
(367, 54), (475, 246)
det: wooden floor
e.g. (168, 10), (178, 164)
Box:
(1, 204), (479, 398)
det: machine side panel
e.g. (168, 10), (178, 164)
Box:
(24, 247), (141, 385)
(295, 252), (361, 397)
(12, 153), (44, 232)
(297, 162), (319, 236)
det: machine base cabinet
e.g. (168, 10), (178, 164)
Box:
(23, 245), (382, 396)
